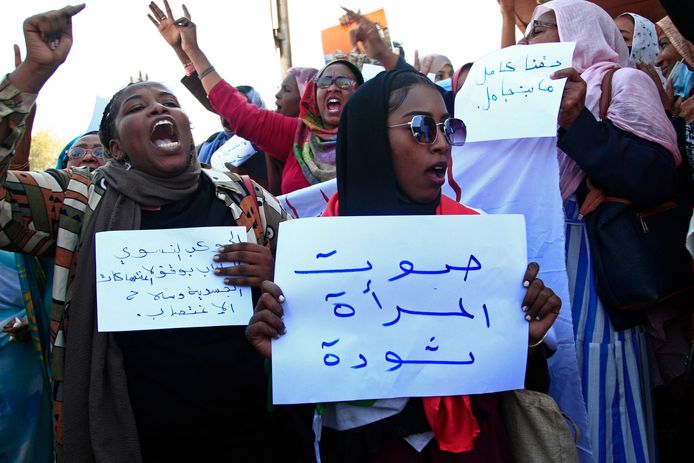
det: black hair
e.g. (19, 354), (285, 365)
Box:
(387, 72), (438, 114)
(99, 82), (138, 153)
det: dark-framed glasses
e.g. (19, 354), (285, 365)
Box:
(67, 147), (105, 158)
(315, 75), (357, 90)
(388, 115), (467, 146)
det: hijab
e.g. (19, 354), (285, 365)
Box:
(331, 70), (480, 452)
(620, 13), (663, 71)
(293, 60), (363, 185)
(530, 0), (680, 199)
(422, 54), (453, 76)
(336, 70), (440, 216)
(657, 16), (694, 70)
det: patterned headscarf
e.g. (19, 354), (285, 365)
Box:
(293, 60), (363, 185)
(620, 13), (661, 68)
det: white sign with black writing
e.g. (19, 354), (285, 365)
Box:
(95, 227), (252, 331)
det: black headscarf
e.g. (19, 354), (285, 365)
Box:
(336, 69), (440, 216)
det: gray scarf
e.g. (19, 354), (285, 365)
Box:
(62, 156), (201, 462)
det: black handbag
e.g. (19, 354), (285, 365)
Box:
(579, 69), (694, 329)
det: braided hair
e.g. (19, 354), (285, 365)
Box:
(98, 82), (138, 157)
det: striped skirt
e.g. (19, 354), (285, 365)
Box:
(565, 198), (657, 463)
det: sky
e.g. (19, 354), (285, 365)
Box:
(2, 0), (510, 145)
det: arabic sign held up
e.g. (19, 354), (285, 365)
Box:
(456, 42), (576, 142)
(95, 227), (253, 331)
(272, 215), (528, 404)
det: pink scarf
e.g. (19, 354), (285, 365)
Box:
(530, 0), (681, 199)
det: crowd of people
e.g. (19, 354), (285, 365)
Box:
(1, 0), (693, 462)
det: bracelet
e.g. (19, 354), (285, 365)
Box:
(199, 65), (216, 79)
(528, 332), (548, 349)
(184, 63), (196, 77)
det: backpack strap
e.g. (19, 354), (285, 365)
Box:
(580, 67), (622, 217)
(599, 67), (619, 120)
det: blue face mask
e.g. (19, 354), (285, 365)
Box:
(435, 78), (452, 92)
(671, 60), (694, 99)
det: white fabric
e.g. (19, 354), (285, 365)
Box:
(443, 137), (594, 463)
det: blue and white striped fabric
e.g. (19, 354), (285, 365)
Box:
(564, 197), (657, 463)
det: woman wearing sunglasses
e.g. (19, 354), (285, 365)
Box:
(155, 2), (364, 195)
(247, 70), (562, 462)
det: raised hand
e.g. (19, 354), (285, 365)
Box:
(342, 7), (399, 70)
(521, 263), (561, 346)
(15, 4), (84, 92)
(148, 1), (188, 48)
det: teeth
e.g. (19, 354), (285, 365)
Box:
(328, 98), (340, 104)
(153, 120), (173, 129)
(154, 140), (180, 149)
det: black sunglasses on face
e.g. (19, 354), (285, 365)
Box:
(388, 115), (467, 146)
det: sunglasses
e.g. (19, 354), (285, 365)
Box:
(388, 115), (467, 146)
(315, 75), (357, 90)
(67, 147), (105, 158)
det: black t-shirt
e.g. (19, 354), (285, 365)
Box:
(115, 175), (293, 462)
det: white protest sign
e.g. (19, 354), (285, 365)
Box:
(456, 42), (576, 142)
(278, 178), (336, 218)
(96, 227), (253, 332)
(210, 135), (257, 171)
(272, 215), (528, 404)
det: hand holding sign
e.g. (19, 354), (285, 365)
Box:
(552, 68), (587, 129)
(271, 215), (533, 404)
(455, 42), (576, 141)
(246, 281), (286, 358)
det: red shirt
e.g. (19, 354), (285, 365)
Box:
(208, 80), (309, 194)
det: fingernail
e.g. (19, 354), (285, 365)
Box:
(278, 295), (285, 303)
(525, 314), (532, 321)
(217, 246), (225, 252)
(536, 315), (541, 321)
(523, 281), (530, 288)
(213, 255), (220, 261)
(224, 278), (231, 284)
(522, 305), (528, 312)
(214, 268), (221, 274)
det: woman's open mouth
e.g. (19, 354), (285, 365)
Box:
(150, 118), (180, 151)
(326, 97), (342, 115)
(427, 162), (448, 185)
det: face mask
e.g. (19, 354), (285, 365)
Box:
(435, 78), (452, 92)
(670, 60), (694, 99)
